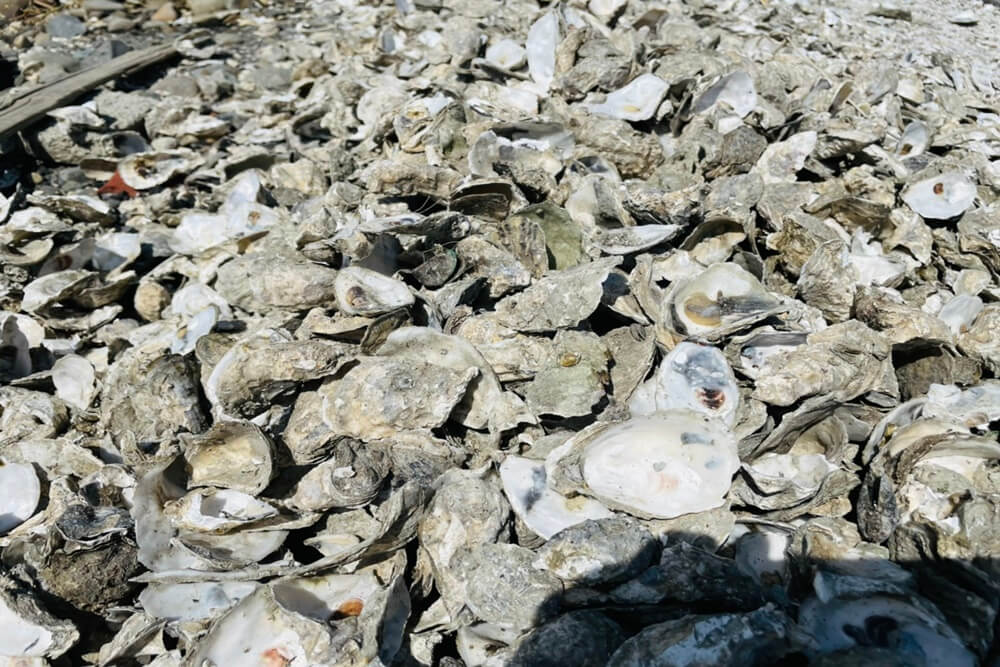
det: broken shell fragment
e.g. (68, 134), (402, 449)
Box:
(499, 455), (613, 540)
(585, 74), (670, 122)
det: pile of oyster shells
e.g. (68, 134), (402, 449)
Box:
(2, 0), (1000, 664)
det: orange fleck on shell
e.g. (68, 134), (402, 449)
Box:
(337, 598), (364, 617)
(933, 182), (944, 195)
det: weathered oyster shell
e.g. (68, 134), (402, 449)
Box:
(549, 411), (740, 519)
(629, 342), (740, 427)
(334, 265), (414, 316)
(667, 262), (781, 337)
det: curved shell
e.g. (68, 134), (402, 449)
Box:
(668, 263), (779, 336)
(585, 74), (669, 122)
(0, 461), (41, 534)
(118, 150), (201, 190)
(693, 71), (757, 118)
(334, 266), (414, 316)
(901, 172), (976, 219)
(183, 422), (275, 495)
(485, 38), (526, 70)
(164, 488), (278, 532)
(499, 455), (613, 540)
(628, 341), (740, 427)
(555, 411), (740, 519)
(896, 120), (930, 158)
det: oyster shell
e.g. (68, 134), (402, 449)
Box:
(667, 262), (781, 337)
(549, 411), (740, 519)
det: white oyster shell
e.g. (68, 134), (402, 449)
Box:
(51, 354), (97, 411)
(669, 262), (778, 336)
(693, 71), (757, 119)
(585, 74), (669, 122)
(334, 266), (414, 316)
(118, 151), (200, 190)
(569, 411), (740, 519)
(0, 461), (41, 534)
(485, 39), (526, 70)
(139, 581), (258, 621)
(902, 172), (976, 219)
(499, 455), (612, 540)
(629, 342), (740, 427)
(164, 488), (278, 532)
(525, 12), (559, 92)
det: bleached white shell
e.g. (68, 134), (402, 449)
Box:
(629, 342), (740, 427)
(585, 74), (670, 122)
(0, 461), (41, 534)
(187, 586), (338, 666)
(20, 270), (94, 313)
(525, 11), (559, 92)
(936, 293), (983, 335)
(694, 71), (757, 118)
(896, 120), (930, 157)
(164, 488), (278, 532)
(171, 172), (279, 254)
(499, 455), (613, 540)
(169, 305), (218, 355)
(753, 131), (817, 183)
(139, 582), (258, 621)
(901, 172), (976, 219)
(52, 354), (97, 411)
(334, 266), (414, 316)
(485, 39), (526, 70)
(575, 411), (740, 519)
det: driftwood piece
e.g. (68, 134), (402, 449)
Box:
(0, 43), (177, 140)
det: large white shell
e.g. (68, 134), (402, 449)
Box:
(0, 461), (41, 534)
(669, 263), (778, 336)
(901, 172), (976, 219)
(585, 74), (669, 122)
(485, 39), (526, 70)
(629, 342), (740, 427)
(525, 11), (559, 92)
(896, 120), (930, 157)
(139, 581), (258, 621)
(577, 411), (740, 519)
(334, 266), (414, 316)
(693, 71), (757, 118)
(20, 270), (94, 313)
(170, 172), (279, 254)
(187, 586), (339, 666)
(499, 455), (613, 540)
(51, 354), (97, 411)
